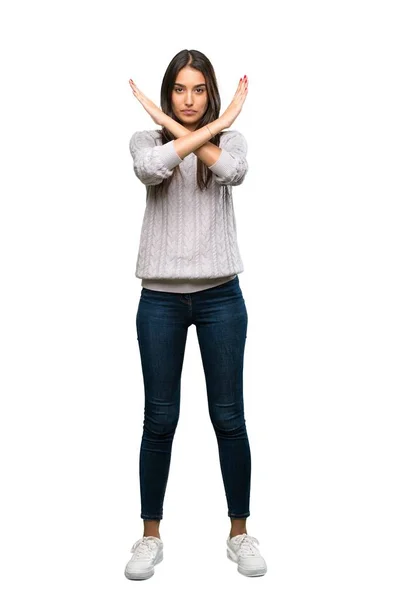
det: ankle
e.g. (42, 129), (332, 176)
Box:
(143, 519), (160, 539)
(230, 530), (247, 539)
(229, 517), (248, 539)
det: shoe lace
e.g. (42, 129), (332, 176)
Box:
(130, 536), (159, 558)
(233, 534), (261, 557)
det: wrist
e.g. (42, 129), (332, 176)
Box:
(207, 117), (227, 137)
(208, 117), (228, 135)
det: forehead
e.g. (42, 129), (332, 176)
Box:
(175, 67), (206, 85)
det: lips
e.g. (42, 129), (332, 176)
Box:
(182, 110), (196, 114)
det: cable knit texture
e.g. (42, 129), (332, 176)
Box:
(129, 128), (248, 280)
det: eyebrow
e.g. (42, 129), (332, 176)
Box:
(174, 83), (206, 87)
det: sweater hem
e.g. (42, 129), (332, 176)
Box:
(156, 140), (183, 170)
(209, 147), (236, 178)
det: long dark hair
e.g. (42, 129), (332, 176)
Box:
(154, 49), (223, 197)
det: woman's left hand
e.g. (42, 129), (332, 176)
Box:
(129, 79), (166, 126)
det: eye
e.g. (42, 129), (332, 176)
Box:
(174, 87), (205, 93)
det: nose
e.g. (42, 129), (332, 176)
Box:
(184, 93), (194, 106)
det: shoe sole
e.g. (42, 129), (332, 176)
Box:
(227, 548), (267, 577)
(124, 550), (163, 580)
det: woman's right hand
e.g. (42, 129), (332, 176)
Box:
(220, 76), (248, 128)
(129, 79), (166, 126)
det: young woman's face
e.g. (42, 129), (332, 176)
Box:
(171, 67), (209, 131)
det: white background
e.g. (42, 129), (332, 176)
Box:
(1, 0), (399, 597)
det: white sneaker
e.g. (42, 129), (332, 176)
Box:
(226, 533), (267, 577)
(124, 536), (163, 580)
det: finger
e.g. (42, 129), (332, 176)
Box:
(239, 79), (247, 94)
(130, 79), (140, 92)
(235, 80), (244, 97)
(130, 81), (144, 97)
(130, 82), (145, 100)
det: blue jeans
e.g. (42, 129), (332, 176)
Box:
(136, 275), (251, 520)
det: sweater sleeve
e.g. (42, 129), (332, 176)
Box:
(209, 130), (248, 186)
(129, 130), (183, 186)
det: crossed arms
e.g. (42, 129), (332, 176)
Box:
(159, 113), (227, 168)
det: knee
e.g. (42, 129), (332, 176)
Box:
(143, 399), (179, 438)
(143, 417), (179, 438)
(210, 410), (247, 437)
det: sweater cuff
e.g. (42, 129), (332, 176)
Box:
(209, 148), (235, 178)
(155, 140), (183, 170)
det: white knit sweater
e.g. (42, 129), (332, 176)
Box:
(129, 128), (248, 292)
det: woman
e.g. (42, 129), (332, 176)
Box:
(124, 49), (267, 579)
